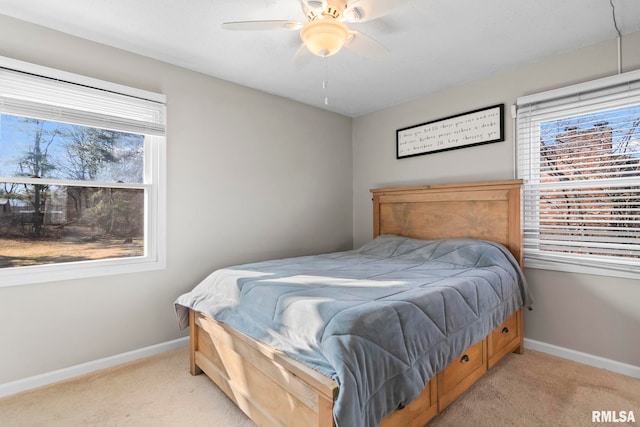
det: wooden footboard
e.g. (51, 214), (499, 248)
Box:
(189, 308), (524, 427)
(190, 310), (338, 427)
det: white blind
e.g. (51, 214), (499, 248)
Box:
(516, 70), (640, 275)
(0, 67), (166, 136)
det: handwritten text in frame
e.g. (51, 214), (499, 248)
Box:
(396, 104), (505, 159)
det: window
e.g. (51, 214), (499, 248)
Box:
(0, 57), (166, 286)
(516, 70), (640, 278)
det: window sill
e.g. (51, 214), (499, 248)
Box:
(0, 256), (166, 287)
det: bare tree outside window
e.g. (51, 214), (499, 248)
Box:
(0, 114), (145, 268)
(535, 105), (640, 258)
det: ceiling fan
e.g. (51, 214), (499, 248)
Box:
(221, 0), (399, 64)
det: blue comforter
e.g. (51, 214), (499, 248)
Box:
(175, 235), (533, 427)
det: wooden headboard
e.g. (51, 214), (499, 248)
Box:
(371, 180), (523, 265)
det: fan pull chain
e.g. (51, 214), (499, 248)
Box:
(323, 82), (328, 105)
(323, 58), (329, 105)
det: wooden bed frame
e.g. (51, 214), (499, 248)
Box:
(188, 179), (524, 427)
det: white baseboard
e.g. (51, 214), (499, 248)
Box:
(524, 338), (640, 379)
(2, 337), (637, 399)
(0, 336), (189, 399)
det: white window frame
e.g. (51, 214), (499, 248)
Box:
(0, 56), (166, 287)
(516, 69), (640, 279)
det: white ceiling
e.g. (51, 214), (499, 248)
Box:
(1, 0), (639, 117)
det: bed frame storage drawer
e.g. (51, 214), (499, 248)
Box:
(380, 379), (438, 427)
(436, 339), (487, 411)
(487, 309), (522, 369)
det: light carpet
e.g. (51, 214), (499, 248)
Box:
(1, 346), (638, 426)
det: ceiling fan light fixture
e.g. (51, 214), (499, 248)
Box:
(300, 19), (350, 57)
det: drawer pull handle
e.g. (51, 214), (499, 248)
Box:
(501, 327), (510, 334)
(460, 354), (470, 364)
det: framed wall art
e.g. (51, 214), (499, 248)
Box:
(396, 104), (504, 159)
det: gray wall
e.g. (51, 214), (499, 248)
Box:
(353, 31), (640, 367)
(0, 15), (353, 384)
(2, 13), (639, 387)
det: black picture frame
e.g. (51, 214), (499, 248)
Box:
(396, 104), (505, 159)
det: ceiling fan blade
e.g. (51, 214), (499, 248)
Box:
(292, 43), (314, 69)
(344, 31), (389, 60)
(343, 0), (409, 22)
(222, 20), (303, 31)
